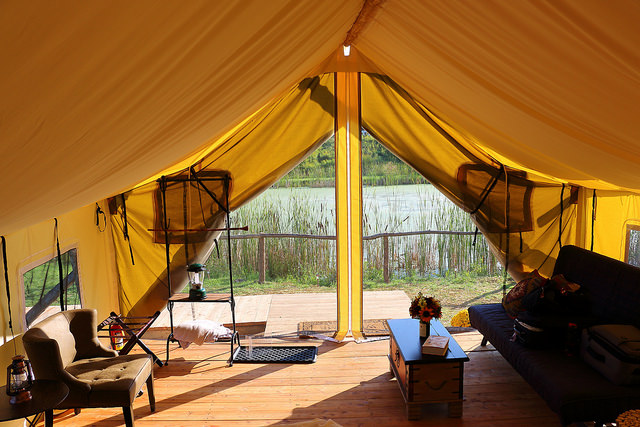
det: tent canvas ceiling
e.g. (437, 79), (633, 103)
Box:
(2, 0), (640, 236)
(1, 0), (640, 359)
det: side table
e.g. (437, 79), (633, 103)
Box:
(0, 380), (69, 426)
(387, 318), (469, 420)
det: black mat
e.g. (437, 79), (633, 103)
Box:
(233, 346), (317, 363)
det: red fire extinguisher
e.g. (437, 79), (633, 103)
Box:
(109, 324), (125, 351)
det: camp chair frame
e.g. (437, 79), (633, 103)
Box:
(157, 170), (240, 366)
(97, 310), (164, 367)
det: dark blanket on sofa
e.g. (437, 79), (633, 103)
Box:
(469, 245), (640, 425)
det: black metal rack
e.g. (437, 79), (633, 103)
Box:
(156, 170), (241, 366)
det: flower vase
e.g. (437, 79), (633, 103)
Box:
(419, 320), (430, 338)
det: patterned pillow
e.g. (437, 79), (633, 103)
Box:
(549, 273), (581, 295)
(502, 269), (549, 318)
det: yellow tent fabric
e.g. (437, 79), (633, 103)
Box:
(1, 1), (639, 236)
(112, 75), (334, 316)
(334, 72), (364, 340)
(0, 0), (361, 235)
(361, 73), (582, 279)
(357, 0), (640, 190)
(1, 1), (639, 349)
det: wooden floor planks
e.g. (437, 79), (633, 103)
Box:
(47, 292), (561, 426)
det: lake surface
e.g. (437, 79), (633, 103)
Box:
(242, 184), (468, 234)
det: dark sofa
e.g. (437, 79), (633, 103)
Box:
(469, 245), (640, 425)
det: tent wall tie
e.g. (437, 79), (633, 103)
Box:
(469, 166), (504, 216)
(189, 166), (227, 213)
(182, 181), (190, 262)
(1, 236), (17, 354)
(591, 189), (597, 251)
(519, 231), (523, 253)
(95, 203), (106, 232)
(472, 227), (479, 246)
(54, 218), (66, 312)
(503, 165), (510, 298)
(121, 194), (135, 266)
(558, 184), (565, 249)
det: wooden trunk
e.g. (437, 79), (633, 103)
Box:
(387, 319), (468, 420)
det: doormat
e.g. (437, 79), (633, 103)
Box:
(297, 319), (389, 338)
(233, 346), (317, 363)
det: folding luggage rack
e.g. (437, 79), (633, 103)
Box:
(97, 310), (164, 367)
(154, 170), (242, 366)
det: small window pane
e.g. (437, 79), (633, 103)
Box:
(23, 248), (81, 327)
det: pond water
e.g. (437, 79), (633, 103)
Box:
(246, 184), (466, 234)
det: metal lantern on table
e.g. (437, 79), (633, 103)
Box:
(187, 263), (207, 300)
(6, 355), (33, 404)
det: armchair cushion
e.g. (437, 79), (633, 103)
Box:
(65, 354), (153, 407)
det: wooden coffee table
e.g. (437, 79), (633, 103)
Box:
(387, 318), (469, 420)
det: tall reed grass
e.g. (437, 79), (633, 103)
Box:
(205, 184), (500, 286)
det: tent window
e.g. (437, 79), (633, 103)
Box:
(457, 164), (534, 233)
(625, 225), (640, 267)
(23, 248), (81, 327)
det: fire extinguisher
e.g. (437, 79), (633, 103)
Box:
(109, 324), (125, 351)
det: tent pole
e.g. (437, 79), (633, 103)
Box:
(223, 175), (239, 365)
(160, 177), (174, 365)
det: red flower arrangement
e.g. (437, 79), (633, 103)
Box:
(409, 292), (442, 322)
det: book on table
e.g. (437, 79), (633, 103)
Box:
(422, 335), (449, 356)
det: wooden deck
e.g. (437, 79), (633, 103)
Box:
(50, 291), (561, 426)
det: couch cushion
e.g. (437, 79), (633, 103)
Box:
(65, 354), (152, 407)
(554, 245), (640, 326)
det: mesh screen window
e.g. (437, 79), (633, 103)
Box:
(23, 248), (81, 327)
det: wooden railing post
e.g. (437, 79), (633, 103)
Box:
(258, 235), (266, 284)
(383, 234), (390, 283)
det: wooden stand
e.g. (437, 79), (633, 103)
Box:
(387, 318), (469, 420)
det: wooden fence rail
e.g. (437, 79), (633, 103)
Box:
(227, 230), (477, 284)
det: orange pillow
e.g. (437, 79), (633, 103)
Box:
(502, 270), (549, 318)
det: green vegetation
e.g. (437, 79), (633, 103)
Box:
(203, 185), (506, 325)
(275, 131), (428, 188)
(201, 131), (507, 325)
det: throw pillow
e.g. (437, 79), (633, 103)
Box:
(502, 269), (549, 318)
(549, 273), (581, 295)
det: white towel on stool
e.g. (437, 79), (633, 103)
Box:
(173, 320), (233, 349)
